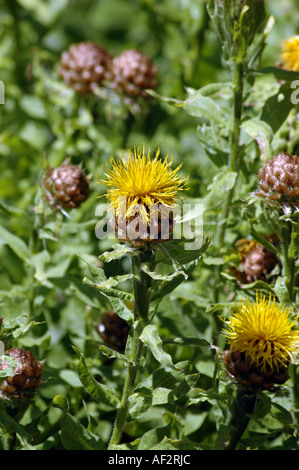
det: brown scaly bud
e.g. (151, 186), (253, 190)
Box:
(112, 209), (175, 248)
(223, 347), (289, 391)
(256, 153), (299, 201)
(44, 160), (89, 209)
(234, 237), (278, 283)
(58, 41), (113, 95)
(0, 348), (44, 398)
(95, 311), (130, 354)
(107, 49), (158, 98)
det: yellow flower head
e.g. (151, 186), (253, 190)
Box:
(281, 35), (299, 71)
(99, 146), (188, 225)
(222, 294), (299, 372)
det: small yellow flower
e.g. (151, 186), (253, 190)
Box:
(99, 146), (188, 226)
(281, 35), (299, 71)
(222, 294), (299, 373)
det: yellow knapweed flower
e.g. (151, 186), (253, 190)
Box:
(281, 35), (299, 71)
(99, 146), (188, 228)
(223, 294), (299, 373)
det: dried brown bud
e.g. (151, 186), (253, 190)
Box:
(234, 238), (278, 283)
(256, 153), (299, 201)
(96, 311), (130, 353)
(58, 41), (113, 95)
(107, 49), (158, 98)
(0, 348), (44, 398)
(44, 160), (89, 209)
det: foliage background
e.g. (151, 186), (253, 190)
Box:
(0, 0), (299, 450)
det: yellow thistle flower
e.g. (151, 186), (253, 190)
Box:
(223, 294), (299, 373)
(99, 146), (188, 227)
(281, 35), (299, 71)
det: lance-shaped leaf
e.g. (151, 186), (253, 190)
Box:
(0, 226), (30, 263)
(204, 169), (238, 210)
(129, 362), (200, 418)
(79, 254), (134, 324)
(139, 324), (175, 370)
(74, 347), (120, 408)
(53, 395), (105, 450)
(98, 243), (135, 262)
(241, 118), (274, 162)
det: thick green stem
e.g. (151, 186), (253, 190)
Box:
(280, 224), (295, 303)
(216, 61), (245, 249)
(27, 214), (41, 321)
(224, 388), (257, 450)
(108, 250), (154, 448)
(213, 61), (245, 314)
(108, 326), (144, 448)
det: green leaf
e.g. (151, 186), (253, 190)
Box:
(273, 277), (292, 307)
(0, 411), (31, 440)
(0, 226), (30, 262)
(52, 394), (69, 412)
(241, 118), (274, 162)
(251, 67), (299, 81)
(151, 258), (200, 301)
(204, 168), (238, 210)
(271, 403), (293, 425)
(260, 83), (296, 134)
(98, 244), (135, 262)
(151, 436), (201, 450)
(137, 424), (171, 450)
(129, 363), (200, 417)
(180, 92), (231, 127)
(74, 347), (120, 408)
(79, 254), (134, 324)
(60, 412), (105, 450)
(99, 345), (131, 364)
(162, 336), (210, 348)
(139, 324), (175, 369)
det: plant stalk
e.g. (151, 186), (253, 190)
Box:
(216, 60), (245, 249)
(108, 250), (154, 448)
(223, 387), (257, 450)
(213, 60), (245, 321)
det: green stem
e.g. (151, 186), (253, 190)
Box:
(224, 388), (257, 450)
(27, 212), (43, 321)
(216, 61), (245, 249)
(212, 61), (245, 338)
(280, 224), (295, 303)
(108, 250), (154, 448)
(213, 60), (245, 318)
(108, 326), (144, 448)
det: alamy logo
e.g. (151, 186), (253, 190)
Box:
(95, 199), (204, 250)
(291, 80), (299, 105)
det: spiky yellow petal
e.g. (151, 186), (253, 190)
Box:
(99, 146), (188, 224)
(281, 36), (299, 71)
(222, 294), (299, 372)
